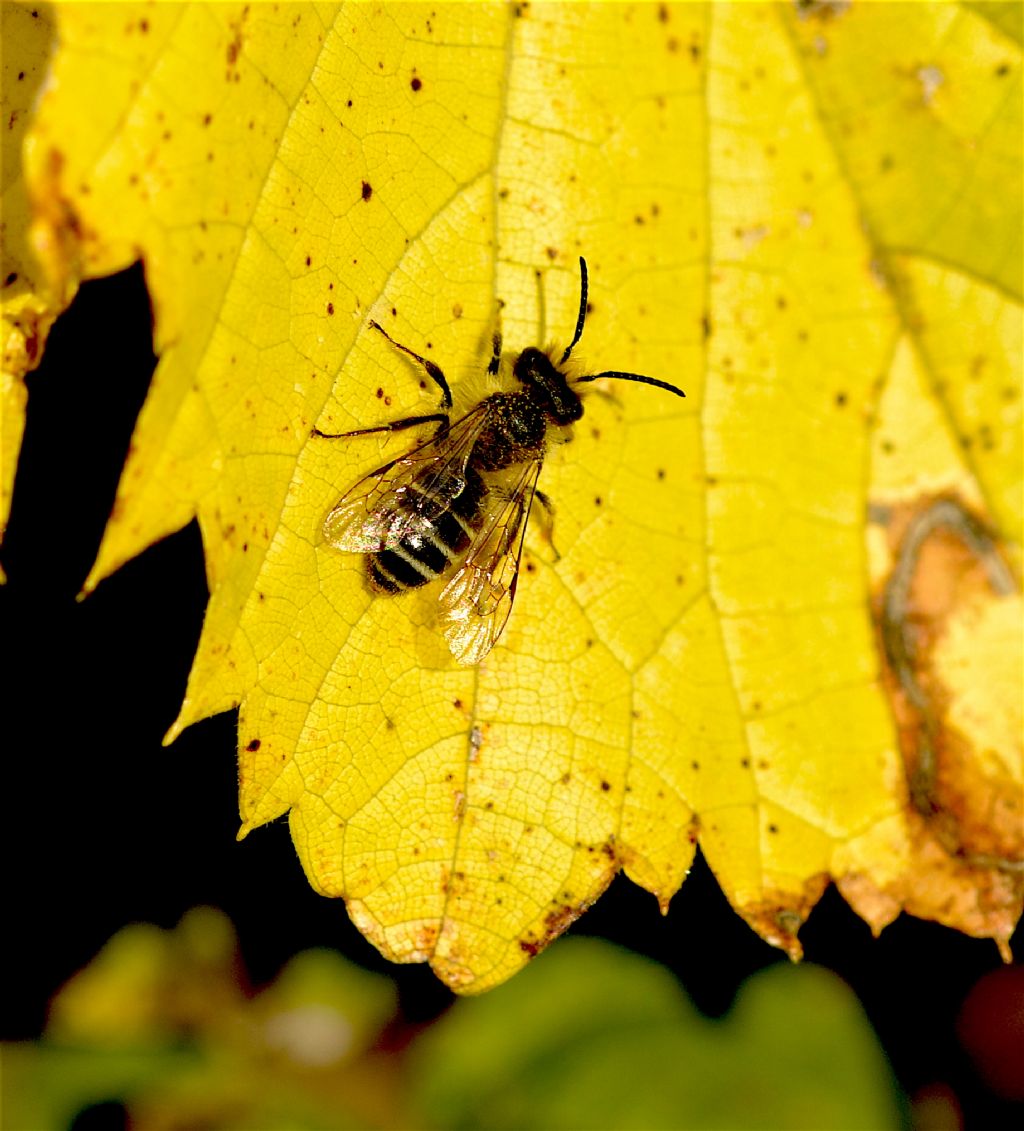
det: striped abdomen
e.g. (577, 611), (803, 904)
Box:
(369, 467), (485, 593)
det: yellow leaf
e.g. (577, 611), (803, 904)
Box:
(1, 2), (57, 583)
(9, 2), (1021, 990)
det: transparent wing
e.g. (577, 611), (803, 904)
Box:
(438, 459), (543, 665)
(321, 401), (492, 553)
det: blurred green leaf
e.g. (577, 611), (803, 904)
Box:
(5, 910), (401, 1131)
(410, 938), (905, 1131)
(256, 947), (398, 1065)
(7, 919), (905, 1130)
(1, 1044), (195, 1131)
(47, 907), (242, 1048)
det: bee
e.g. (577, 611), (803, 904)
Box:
(313, 257), (685, 665)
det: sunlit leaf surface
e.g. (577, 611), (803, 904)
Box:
(7, 2), (1020, 989)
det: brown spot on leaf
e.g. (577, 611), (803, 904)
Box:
(738, 875), (828, 960)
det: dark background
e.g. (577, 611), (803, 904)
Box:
(2, 266), (1020, 1128)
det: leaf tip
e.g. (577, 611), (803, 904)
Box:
(75, 578), (96, 603)
(163, 716), (187, 746)
(78, 556), (114, 601)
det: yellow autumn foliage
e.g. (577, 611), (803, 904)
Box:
(3, 2), (1020, 990)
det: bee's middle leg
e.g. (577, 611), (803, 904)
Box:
(311, 412), (450, 441)
(531, 488), (560, 561)
(369, 320), (453, 409)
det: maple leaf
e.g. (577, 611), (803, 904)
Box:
(3, 2), (1020, 991)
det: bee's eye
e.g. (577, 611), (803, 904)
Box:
(554, 395), (584, 425)
(513, 347), (548, 386)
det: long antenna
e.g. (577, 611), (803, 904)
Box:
(559, 256), (589, 365)
(565, 255), (686, 397)
(577, 370), (686, 397)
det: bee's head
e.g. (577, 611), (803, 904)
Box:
(515, 258), (686, 417)
(506, 260), (683, 420)
(513, 346), (584, 424)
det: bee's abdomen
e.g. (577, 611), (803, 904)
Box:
(369, 469), (483, 593)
